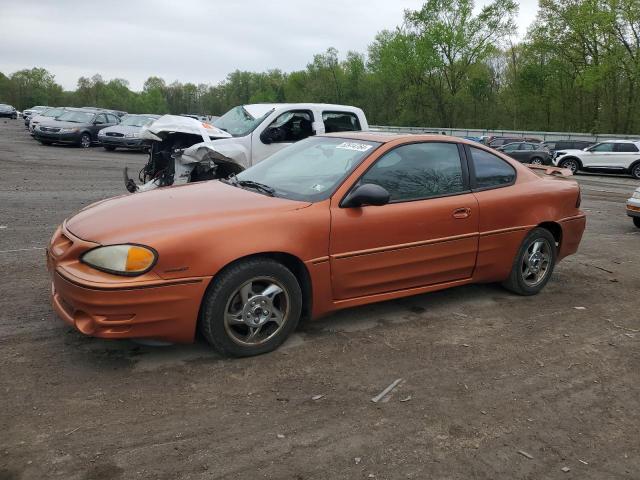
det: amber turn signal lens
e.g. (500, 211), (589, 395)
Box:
(126, 246), (156, 272)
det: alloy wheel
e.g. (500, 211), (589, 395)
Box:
(223, 277), (290, 346)
(80, 134), (91, 148)
(521, 238), (552, 287)
(561, 159), (578, 173)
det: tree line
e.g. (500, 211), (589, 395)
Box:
(1, 0), (639, 134)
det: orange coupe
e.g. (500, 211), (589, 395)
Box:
(47, 133), (586, 356)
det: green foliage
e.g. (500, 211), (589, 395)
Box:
(1, 0), (640, 133)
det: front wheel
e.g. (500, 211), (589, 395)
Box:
(79, 133), (92, 148)
(199, 258), (302, 357)
(630, 163), (640, 179)
(559, 158), (579, 174)
(502, 228), (557, 296)
(634, 217), (640, 228)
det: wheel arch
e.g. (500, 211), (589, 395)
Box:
(202, 251), (313, 324)
(629, 159), (640, 174)
(537, 221), (562, 249)
(559, 156), (582, 168)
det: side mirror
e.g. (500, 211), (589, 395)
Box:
(260, 128), (275, 144)
(342, 183), (390, 208)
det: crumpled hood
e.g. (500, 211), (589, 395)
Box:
(66, 180), (309, 245)
(140, 114), (231, 142)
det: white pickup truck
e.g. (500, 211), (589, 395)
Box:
(126, 103), (369, 192)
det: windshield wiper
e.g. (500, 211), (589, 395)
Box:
(224, 175), (275, 196)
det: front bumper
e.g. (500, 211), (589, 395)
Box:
(47, 225), (211, 343)
(627, 197), (640, 218)
(99, 135), (146, 149)
(34, 130), (81, 144)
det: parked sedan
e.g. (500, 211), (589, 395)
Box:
(47, 133), (586, 357)
(34, 108), (120, 148)
(497, 142), (552, 165)
(627, 187), (640, 228)
(0, 104), (18, 119)
(23, 106), (49, 126)
(28, 107), (67, 134)
(98, 114), (159, 151)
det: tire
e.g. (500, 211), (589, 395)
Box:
(79, 133), (92, 148)
(559, 158), (580, 174)
(104, 146), (116, 151)
(199, 258), (303, 357)
(530, 157), (544, 165)
(634, 217), (640, 228)
(630, 163), (640, 179)
(502, 227), (557, 296)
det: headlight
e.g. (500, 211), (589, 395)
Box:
(633, 191), (640, 199)
(81, 244), (157, 276)
(125, 132), (139, 138)
(98, 130), (106, 136)
(556, 151), (567, 157)
(59, 128), (80, 134)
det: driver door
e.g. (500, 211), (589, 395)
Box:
(583, 142), (615, 167)
(329, 142), (479, 300)
(251, 110), (315, 164)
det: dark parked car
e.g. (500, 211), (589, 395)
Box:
(486, 136), (542, 148)
(28, 107), (67, 134)
(497, 142), (551, 165)
(83, 107), (127, 118)
(0, 104), (18, 119)
(541, 139), (594, 154)
(34, 108), (120, 148)
(23, 106), (49, 126)
(98, 114), (160, 151)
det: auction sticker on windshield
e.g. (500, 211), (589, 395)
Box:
(336, 142), (373, 152)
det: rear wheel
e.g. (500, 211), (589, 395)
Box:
(104, 146), (116, 151)
(630, 163), (640, 179)
(634, 217), (640, 228)
(559, 158), (579, 174)
(79, 133), (91, 148)
(503, 228), (557, 296)
(199, 258), (302, 357)
(530, 157), (544, 165)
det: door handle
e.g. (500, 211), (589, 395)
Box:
(452, 207), (471, 219)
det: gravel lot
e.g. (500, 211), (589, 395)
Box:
(1, 118), (639, 480)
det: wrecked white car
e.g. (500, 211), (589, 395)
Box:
(124, 103), (368, 193)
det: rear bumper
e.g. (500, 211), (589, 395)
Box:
(50, 269), (210, 343)
(558, 214), (587, 261)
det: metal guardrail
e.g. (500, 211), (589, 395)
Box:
(369, 125), (640, 142)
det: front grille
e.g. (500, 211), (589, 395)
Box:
(106, 132), (124, 137)
(40, 126), (60, 133)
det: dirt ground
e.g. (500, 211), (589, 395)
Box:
(0, 118), (639, 480)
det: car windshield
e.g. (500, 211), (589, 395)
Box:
(55, 111), (95, 123)
(43, 108), (65, 117)
(213, 106), (273, 137)
(234, 137), (381, 202)
(119, 115), (156, 127)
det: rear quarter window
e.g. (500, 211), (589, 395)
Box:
(469, 147), (516, 190)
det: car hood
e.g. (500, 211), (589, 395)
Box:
(556, 149), (587, 155)
(38, 119), (90, 129)
(99, 124), (142, 135)
(66, 180), (310, 245)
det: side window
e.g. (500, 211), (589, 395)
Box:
(590, 143), (615, 152)
(469, 147), (516, 189)
(264, 110), (314, 143)
(95, 114), (107, 124)
(107, 114), (119, 123)
(502, 143), (519, 152)
(322, 111), (361, 133)
(615, 143), (639, 153)
(359, 142), (466, 202)
(521, 143), (535, 151)
(545, 142), (557, 150)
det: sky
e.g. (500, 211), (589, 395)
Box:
(0, 0), (539, 91)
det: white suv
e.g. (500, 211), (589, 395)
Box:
(553, 140), (640, 179)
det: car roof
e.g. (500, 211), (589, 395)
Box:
(243, 103), (364, 115)
(600, 139), (640, 143)
(321, 131), (474, 145)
